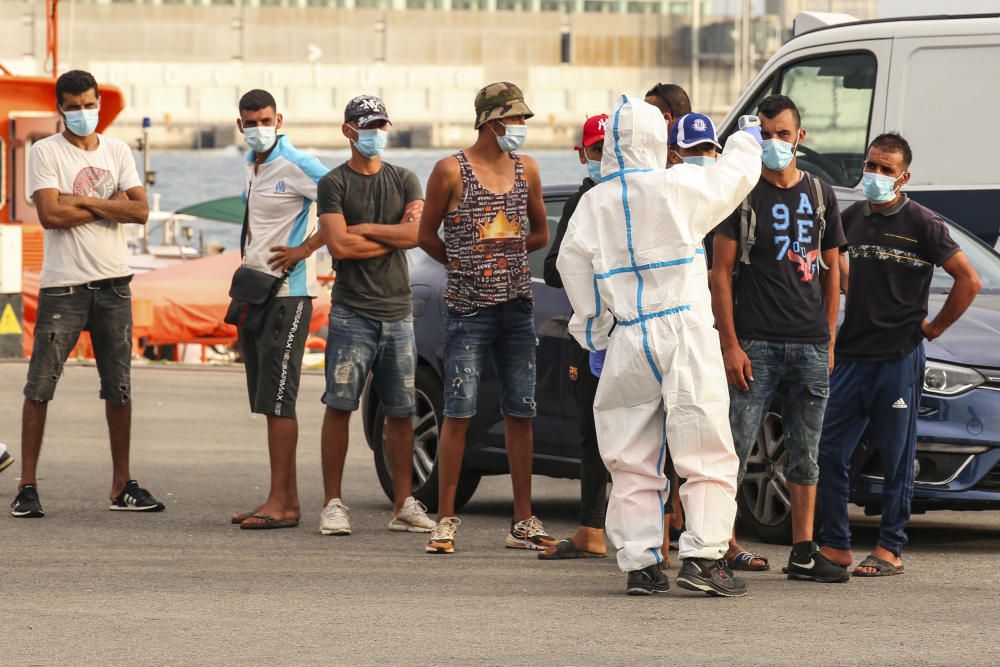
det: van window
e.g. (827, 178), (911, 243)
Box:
(778, 52), (876, 188)
(726, 52), (876, 189)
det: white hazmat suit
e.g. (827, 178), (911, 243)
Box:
(556, 95), (761, 572)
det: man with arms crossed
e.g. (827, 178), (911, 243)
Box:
(418, 82), (554, 554)
(12, 70), (159, 519)
(316, 96), (435, 536)
(818, 133), (980, 577)
(230, 89), (327, 530)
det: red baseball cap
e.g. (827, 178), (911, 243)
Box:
(575, 114), (608, 150)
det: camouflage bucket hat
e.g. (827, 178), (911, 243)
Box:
(474, 82), (534, 129)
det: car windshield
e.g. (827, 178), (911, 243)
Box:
(931, 220), (1000, 295)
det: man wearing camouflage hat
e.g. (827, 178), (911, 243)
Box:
(418, 82), (553, 555)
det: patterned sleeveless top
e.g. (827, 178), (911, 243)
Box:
(443, 151), (532, 312)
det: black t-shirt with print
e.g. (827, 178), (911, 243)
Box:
(715, 175), (846, 343)
(836, 196), (960, 362)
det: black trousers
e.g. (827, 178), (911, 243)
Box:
(572, 341), (674, 530)
(572, 342), (607, 529)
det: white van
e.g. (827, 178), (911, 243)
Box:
(719, 11), (1000, 243)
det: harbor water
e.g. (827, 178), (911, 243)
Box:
(146, 147), (584, 253)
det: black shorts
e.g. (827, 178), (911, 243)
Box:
(238, 296), (312, 418)
(25, 280), (134, 407)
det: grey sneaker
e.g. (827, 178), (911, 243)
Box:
(426, 517), (461, 554)
(388, 496), (436, 533)
(504, 515), (557, 550)
(676, 558), (748, 597)
(319, 498), (351, 536)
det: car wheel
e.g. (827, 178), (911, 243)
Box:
(371, 365), (481, 513)
(737, 411), (794, 544)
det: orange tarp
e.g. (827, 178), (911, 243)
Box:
(21, 250), (330, 355)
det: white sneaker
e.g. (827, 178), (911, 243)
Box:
(319, 498), (351, 536)
(388, 496), (436, 533)
(426, 517), (461, 554)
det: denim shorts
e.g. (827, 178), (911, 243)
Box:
(322, 304), (416, 417)
(442, 298), (537, 419)
(728, 339), (830, 486)
(24, 280), (134, 406)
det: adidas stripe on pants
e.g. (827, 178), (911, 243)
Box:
(816, 344), (926, 556)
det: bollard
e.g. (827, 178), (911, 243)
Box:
(0, 225), (23, 358)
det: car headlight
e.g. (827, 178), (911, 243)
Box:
(923, 360), (985, 396)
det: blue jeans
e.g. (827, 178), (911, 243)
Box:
(442, 298), (537, 418)
(729, 339), (830, 486)
(24, 280), (133, 406)
(322, 304), (416, 417)
(817, 345), (926, 557)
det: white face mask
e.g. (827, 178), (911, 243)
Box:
(243, 125), (277, 154)
(62, 107), (100, 137)
(492, 123), (527, 152)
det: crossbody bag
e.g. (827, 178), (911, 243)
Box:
(223, 181), (288, 332)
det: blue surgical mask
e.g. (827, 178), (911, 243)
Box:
(243, 126), (277, 154)
(682, 155), (717, 167)
(62, 108), (100, 137)
(353, 128), (389, 158)
(862, 171), (901, 203)
(761, 138), (797, 171)
(493, 123), (527, 152)
(586, 159), (602, 181)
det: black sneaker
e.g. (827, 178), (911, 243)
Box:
(676, 558), (748, 597)
(0, 447), (13, 474)
(11, 485), (44, 518)
(109, 480), (165, 512)
(783, 542), (850, 583)
(626, 563), (671, 596)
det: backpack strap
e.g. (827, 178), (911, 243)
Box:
(808, 175), (829, 270)
(738, 195), (756, 266)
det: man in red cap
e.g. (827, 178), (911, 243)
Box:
(540, 113), (667, 561)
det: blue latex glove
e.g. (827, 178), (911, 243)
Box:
(589, 350), (606, 378)
(738, 115), (764, 146)
(743, 125), (763, 145)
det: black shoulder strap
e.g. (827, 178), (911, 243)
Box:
(240, 180), (252, 259)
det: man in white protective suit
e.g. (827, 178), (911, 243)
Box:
(557, 95), (762, 597)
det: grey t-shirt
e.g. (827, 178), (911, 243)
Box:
(317, 162), (423, 321)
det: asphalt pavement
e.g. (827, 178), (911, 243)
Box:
(2, 361), (998, 666)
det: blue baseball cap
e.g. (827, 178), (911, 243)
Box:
(669, 112), (722, 149)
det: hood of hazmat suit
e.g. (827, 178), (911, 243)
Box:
(556, 95), (761, 572)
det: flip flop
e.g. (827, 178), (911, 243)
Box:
(230, 509), (260, 525)
(728, 551), (770, 571)
(853, 555), (904, 577)
(537, 538), (607, 560)
(239, 513), (300, 530)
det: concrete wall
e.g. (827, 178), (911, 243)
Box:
(0, 1), (752, 147)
